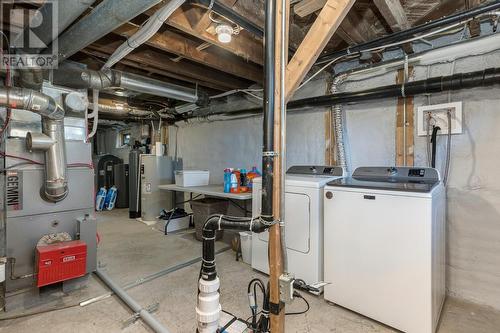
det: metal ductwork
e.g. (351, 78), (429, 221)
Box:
(52, 67), (203, 104)
(53, 0), (164, 62)
(16, 0), (97, 90)
(0, 87), (68, 202)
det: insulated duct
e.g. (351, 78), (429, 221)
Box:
(52, 68), (201, 104)
(0, 87), (68, 202)
(103, 0), (186, 69)
(53, 0), (164, 62)
(330, 74), (348, 172)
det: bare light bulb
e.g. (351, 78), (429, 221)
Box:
(216, 24), (233, 43)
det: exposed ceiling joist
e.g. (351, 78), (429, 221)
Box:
(286, 0), (356, 101)
(113, 23), (262, 82)
(86, 42), (250, 90)
(373, 0), (410, 31)
(146, 4), (263, 65)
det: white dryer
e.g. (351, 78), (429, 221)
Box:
(323, 166), (446, 333)
(251, 165), (344, 287)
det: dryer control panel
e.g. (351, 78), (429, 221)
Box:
(287, 165), (344, 177)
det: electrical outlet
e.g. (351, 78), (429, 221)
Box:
(417, 102), (463, 137)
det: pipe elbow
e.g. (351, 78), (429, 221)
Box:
(42, 180), (69, 202)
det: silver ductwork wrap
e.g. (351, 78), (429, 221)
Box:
(0, 87), (68, 202)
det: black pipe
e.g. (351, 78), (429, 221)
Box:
(317, 1), (500, 65)
(260, 0), (276, 223)
(201, 215), (267, 281)
(431, 126), (441, 168)
(188, 67), (500, 118)
(288, 67), (500, 109)
(192, 0), (263, 38)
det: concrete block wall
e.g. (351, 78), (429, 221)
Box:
(169, 40), (500, 311)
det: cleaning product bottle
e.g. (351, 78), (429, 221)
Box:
(223, 168), (232, 193)
(104, 186), (118, 210)
(96, 187), (107, 211)
(247, 166), (261, 189)
(230, 170), (240, 193)
(240, 168), (248, 192)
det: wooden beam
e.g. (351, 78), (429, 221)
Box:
(269, 0), (289, 331)
(395, 67), (414, 166)
(324, 82), (336, 165)
(113, 23), (262, 82)
(294, 0), (327, 18)
(85, 42), (249, 90)
(414, 0), (463, 25)
(146, 5), (263, 65)
(373, 0), (410, 31)
(285, 0), (355, 101)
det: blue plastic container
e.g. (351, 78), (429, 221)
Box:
(96, 187), (107, 211)
(104, 186), (118, 211)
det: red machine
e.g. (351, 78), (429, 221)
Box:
(36, 240), (87, 287)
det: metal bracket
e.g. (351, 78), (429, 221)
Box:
(269, 301), (284, 315)
(122, 302), (159, 328)
(262, 151), (279, 157)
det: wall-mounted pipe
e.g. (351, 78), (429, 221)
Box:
(52, 68), (201, 104)
(185, 67), (500, 119)
(0, 87), (68, 202)
(53, 0), (164, 62)
(103, 0), (186, 69)
(317, 1), (500, 65)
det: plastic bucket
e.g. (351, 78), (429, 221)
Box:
(239, 231), (252, 264)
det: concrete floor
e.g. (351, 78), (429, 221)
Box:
(1, 208), (499, 332)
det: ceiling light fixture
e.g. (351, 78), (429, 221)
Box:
(216, 24), (233, 43)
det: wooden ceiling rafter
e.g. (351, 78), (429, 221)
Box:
(113, 22), (263, 82)
(84, 40), (251, 90)
(146, 2), (264, 65)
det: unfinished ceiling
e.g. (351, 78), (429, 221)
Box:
(2, 0), (491, 96)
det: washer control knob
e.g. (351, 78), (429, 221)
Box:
(325, 191), (333, 199)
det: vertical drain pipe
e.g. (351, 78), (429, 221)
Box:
(96, 269), (171, 333)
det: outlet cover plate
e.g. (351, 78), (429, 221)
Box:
(417, 101), (463, 136)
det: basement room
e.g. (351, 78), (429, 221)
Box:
(1, 0), (500, 332)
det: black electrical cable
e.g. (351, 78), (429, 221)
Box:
(285, 291), (310, 316)
(431, 126), (441, 168)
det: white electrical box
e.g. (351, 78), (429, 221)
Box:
(417, 101), (463, 136)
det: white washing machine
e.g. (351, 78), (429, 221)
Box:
(251, 165), (344, 287)
(323, 166), (446, 333)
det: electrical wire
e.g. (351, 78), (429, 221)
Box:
(443, 110), (452, 185)
(285, 291), (310, 316)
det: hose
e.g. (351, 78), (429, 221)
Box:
(430, 126), (441, 168)
(443, 111), (452, 185)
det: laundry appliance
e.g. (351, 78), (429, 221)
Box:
(323, 166), (446, 333)
(251, 165), (344, 288)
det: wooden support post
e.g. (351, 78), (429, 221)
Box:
(395, 67), (414, 166)
(269, 0), (289, 331)
(325, 81), (336, 165)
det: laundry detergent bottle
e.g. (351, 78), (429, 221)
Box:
(96, 187), (107, 211)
